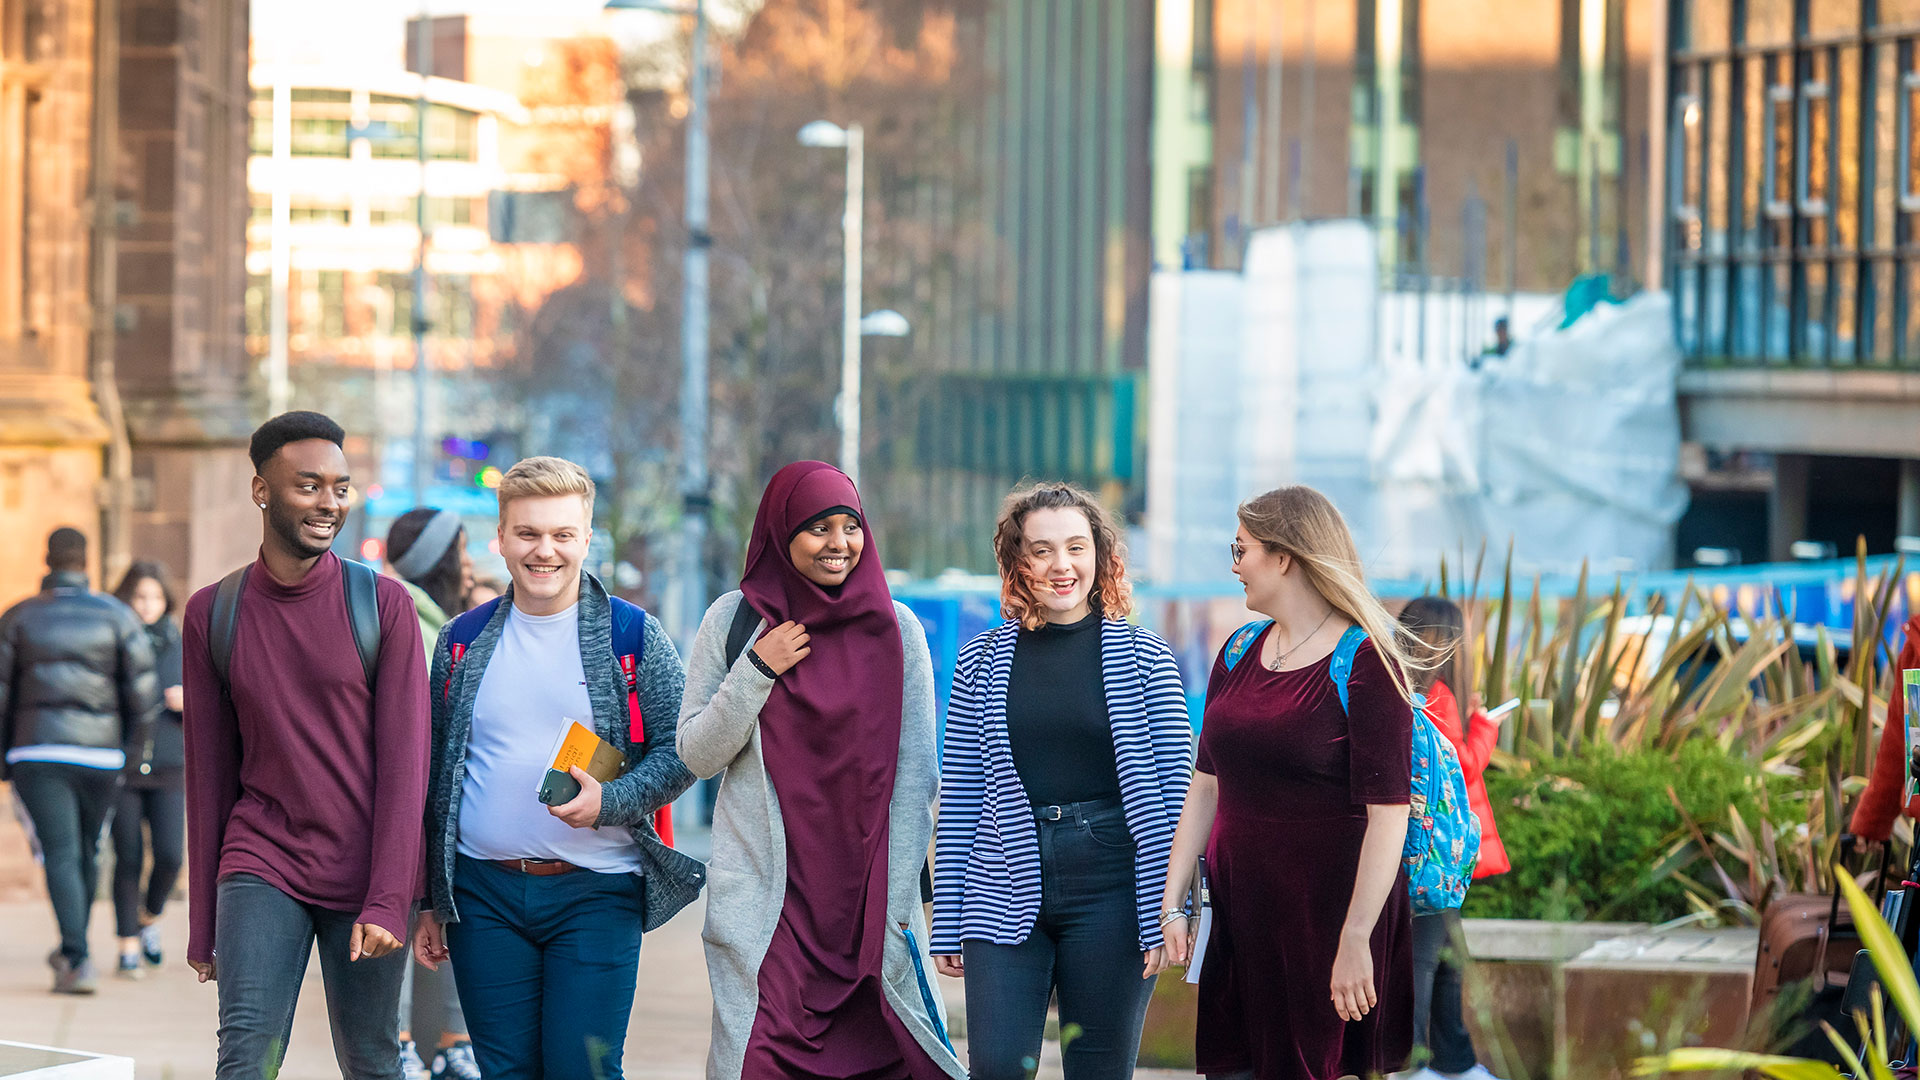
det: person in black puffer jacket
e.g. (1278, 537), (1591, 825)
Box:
(110, 561), (185, 981)
(0, 528), (161, 994)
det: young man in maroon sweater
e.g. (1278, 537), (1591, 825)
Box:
(182, 412), (429, 1080)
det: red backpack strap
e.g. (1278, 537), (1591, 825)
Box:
(443, 642), (467, 701)
(609, 596), (672, 847)
(619, 652), (643, 744)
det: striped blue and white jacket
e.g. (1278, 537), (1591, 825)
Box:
(930, 617), (1194, 955)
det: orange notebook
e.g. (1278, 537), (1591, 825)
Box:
(536, 719), (627, 806)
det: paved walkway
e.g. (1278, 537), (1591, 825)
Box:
(0, 798), (1187, 1079)
(0, 892), (718, 1079)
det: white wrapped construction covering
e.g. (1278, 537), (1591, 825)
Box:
(1366, 291), (1689, 576)
(1145, 222), (1687, 583)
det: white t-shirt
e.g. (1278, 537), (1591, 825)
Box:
(456, 602), (647, 873)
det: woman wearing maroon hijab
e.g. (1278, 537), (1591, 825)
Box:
(677, 461), (963, 1080)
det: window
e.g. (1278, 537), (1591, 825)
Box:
(429, 105), (478, 162)
(290, 199), (350, 225)
(369, 197), (414, 226)
(317, 270), (346, 340)
(244, 274), (270, 338)
(1185, 165), (1214, 268)
(248, 88), (273, 156)
(1665, 0), (1920, 367)
(1190, 0), (1214, 122)
(362, 97), (479, 161)
(376, 272), (416, 337)
(368, 94), (419, 159)
(1352, 0), (1422, 270)
(288, 88), (351, 158)
(365, 197), (479, 229)
(432, 274), (474, 338)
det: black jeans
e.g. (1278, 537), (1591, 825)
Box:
(11, 761), (120, 965)
(214, 873), (408, 1080)
(1412, 909), (1479, 1074)
(961, 798), (1156, 1080)
(111, 779), (184, 938)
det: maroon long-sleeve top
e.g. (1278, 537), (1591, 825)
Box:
(181, 552), (429, 965)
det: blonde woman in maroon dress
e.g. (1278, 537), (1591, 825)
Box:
(1161, 486), (1429, 1080)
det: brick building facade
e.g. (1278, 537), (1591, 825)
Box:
(0, 0), (254, 606)
(1195, 0), (1657, 295)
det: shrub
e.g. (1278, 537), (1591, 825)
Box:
(1462, 741), (1810, 923)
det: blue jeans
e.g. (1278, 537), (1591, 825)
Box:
(960, 798), (1157, 1080)
(213, 873), (408, 1080)
(447, 854), (646, 1080)
(1413, 909), (1479, 1073)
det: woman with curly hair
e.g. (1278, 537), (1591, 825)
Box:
(931, 482), (1193, 1080)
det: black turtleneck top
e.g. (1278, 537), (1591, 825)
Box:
(1004, 611), (1121, 805)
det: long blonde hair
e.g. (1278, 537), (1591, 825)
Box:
(1237, 485), (1439, 706)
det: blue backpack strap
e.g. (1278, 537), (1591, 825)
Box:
(609, 596), (646, 691)
(1327, 625), (1370, 714)
(1221, 620), (1274, 672)
(446, 597), (501, 652)
(440, 597), (502, 701)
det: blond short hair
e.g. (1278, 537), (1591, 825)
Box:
(496, 456), (596, 519)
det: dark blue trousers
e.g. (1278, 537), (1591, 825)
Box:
(960, 799), (1157, 1080)
(447, 854), (646, 1080)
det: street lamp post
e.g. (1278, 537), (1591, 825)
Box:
(606, 0), (708, 647)
(798, 120), (865, 487)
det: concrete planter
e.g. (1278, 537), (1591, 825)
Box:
(1136, 919), (1759, 1079)
(0, 1041), (133, 1079)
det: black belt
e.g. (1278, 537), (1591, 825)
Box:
(1031, 795), (1124, 822)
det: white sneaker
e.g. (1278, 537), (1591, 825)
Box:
(1440, 1067), (1506, 1080)
(399, 1041), (431, 1080)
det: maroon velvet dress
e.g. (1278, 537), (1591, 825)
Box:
(1195, 628), (1414, 1080)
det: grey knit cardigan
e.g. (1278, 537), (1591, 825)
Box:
(677, 590), (965, 1080)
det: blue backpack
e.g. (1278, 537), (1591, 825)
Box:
(1221, 621), (1479, 915)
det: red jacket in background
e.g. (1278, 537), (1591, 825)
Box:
(1424, 680), (1511, 878)
(1850, 615), (1920, 842)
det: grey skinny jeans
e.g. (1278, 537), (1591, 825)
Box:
(213, 873), (408, 1080)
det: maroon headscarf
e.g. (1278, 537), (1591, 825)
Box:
(737, 461), (943, 1079)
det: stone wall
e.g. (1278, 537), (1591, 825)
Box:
(113, 0), (255, 593)
(0, 0), (111, 604)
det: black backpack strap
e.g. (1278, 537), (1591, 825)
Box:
(341, 559), (382, 690)
(208, 567), (250, 695)
(724, 596), (761, 669)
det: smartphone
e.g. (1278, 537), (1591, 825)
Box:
(1485, 697), (1522, 720)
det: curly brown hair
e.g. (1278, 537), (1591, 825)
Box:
(992, 482), (1134, 630)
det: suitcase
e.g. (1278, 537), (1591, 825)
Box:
(1750, 843), (1891, 1061)
(1752, 891), (1859, 1009)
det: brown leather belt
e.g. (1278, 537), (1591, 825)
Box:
(493, 858), (582, 876)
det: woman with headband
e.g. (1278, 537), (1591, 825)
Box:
(677, 461), (962, 1080)
(385, 508), (481, 1080)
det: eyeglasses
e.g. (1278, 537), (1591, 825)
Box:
(1229, 540), (1247, 565)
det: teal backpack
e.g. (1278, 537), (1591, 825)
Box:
(1221, 621), (1480, 915)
